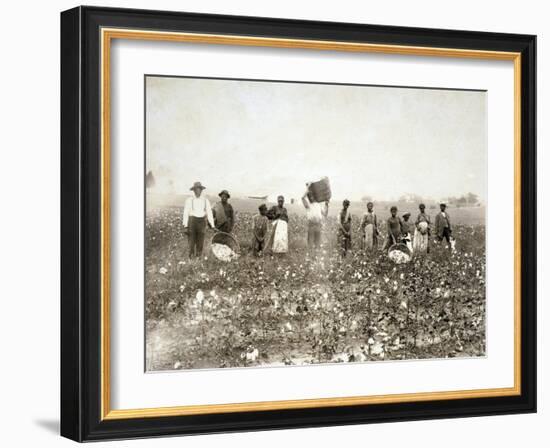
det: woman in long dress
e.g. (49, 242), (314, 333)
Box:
(266, 195), (289, 254)
(360, 201), (379, 252)
(413, 203), (431, 254)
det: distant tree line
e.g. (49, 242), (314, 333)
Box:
(445, 192), (480, 207)
(361, 192), (481, 207)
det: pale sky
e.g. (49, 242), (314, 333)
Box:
(146, 76), (487, 202)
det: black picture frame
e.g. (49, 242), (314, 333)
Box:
(61, 5), (536, 442)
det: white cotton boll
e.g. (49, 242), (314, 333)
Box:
(195, 290), (204, 304)
(246, 348), (259, 362)
(211, 243), (238, 262)
(389, 250), (410, 264)
(159, 267), (168, 275)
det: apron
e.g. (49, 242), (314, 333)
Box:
(363, 224), (374, 250)
(413, 222), (429, 254)
(271, 220), (288, 254)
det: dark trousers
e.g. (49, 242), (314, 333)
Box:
(307, 221), (322, 249)
(339, 232), (351, 256)
(188, 216), (206, 258)
(438, 227), (452, 245)
(216, 221), (232, 233)
(253, 238), (265, 256)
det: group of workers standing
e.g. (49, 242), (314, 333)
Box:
(181, 180), (453, 259)
(337, 201), (452, 257)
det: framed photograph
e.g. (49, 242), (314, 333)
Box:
(61, 6), (536, 442)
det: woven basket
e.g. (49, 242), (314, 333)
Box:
(210, 231), (240, 260)
(388, 243), (412, 256)
(388, 243), (412, 265)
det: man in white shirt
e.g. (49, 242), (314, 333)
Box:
(182, 181), (215, 258)
(302, 186), (329, 251)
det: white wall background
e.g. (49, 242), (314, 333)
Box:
(0, 0), (545, 446)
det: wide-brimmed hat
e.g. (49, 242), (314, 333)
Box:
(218, 189), (231, 198)
(403, 212), (411, 218)
(190, 181), (206, 191)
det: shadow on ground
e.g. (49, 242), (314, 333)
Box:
(34, 419), (59, 435)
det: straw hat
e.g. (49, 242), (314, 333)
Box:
(190, 181), (206, 191)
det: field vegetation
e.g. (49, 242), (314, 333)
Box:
(146, 202), (486, 371)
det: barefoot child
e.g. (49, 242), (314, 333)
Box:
(383, 206), (404, 251)
(252, 204), (269, 256)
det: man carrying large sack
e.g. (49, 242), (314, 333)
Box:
(302, 184), (329, 252)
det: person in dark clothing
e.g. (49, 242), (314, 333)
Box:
(213, 189), (235, 233)
(383, 206), (404, 250)
(435, 203), (452, 248)
(338, 199), (352, 257)
(266, 196), (289, 222)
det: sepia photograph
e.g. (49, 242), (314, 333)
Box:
(144, 75), (487, 372)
